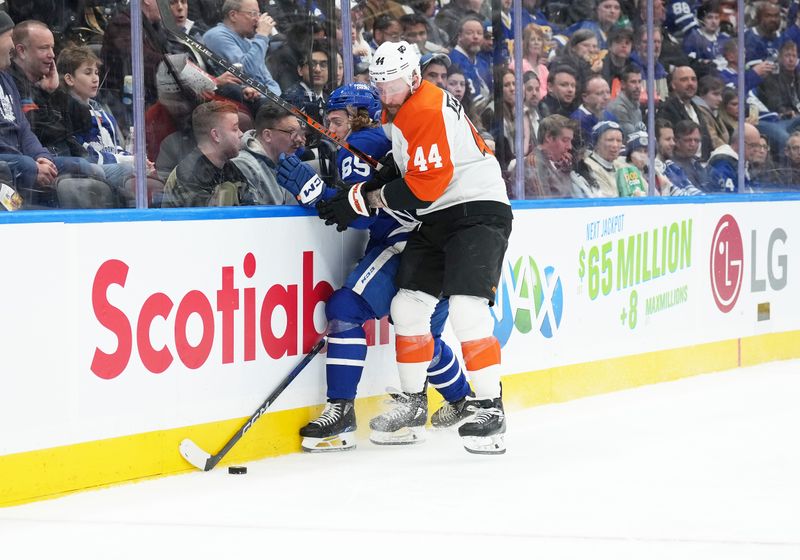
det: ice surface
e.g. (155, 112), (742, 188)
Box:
(2, 360), (799, 559)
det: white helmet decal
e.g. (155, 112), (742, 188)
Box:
(369, 40), (421, 87)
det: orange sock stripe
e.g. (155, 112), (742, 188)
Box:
(395, 334), (435, 364)
(461, 337), (501, 371)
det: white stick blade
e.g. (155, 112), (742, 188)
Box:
(179, 438), (212, 471)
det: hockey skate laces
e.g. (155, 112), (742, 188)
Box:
(465, 405), (503, 424)
(312, 402), (343, 427)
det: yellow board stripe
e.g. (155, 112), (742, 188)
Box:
(2, 330), (799, 507)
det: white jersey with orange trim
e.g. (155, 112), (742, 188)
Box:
(381, 80), (510, 216)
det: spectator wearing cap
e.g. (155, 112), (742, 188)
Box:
(566, 0), (622, 50)
(601, 26), (634, 91)
(683, 2), (730, 70)
(448, 15), (491, 109)
(539, 65), (578, 118)
(400, 13), (447, 56)
(420, 53), (450, 89)
(693, 75), (730, 150)
(615, 131), (650, 197)
(525, 114), (577, 198)
(607, 64), (644, 139)
(572, 120), (623, 198)
(570, 75), (617, 149)
(202, 0), (280, 96)
(656, 66), (713, 161)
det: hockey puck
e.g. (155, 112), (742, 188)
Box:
(228, 466), (247, 475)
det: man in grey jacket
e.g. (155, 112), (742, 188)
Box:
(232, 105), (304, 205)
(607, 64), (645, 140)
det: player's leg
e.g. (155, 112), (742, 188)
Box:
(369, 287), (439, 444)
(427, 298), (474, 428)
(302, 243), (404, 451)
(299, 288), (371, 452)
(443, 214), (511, 454)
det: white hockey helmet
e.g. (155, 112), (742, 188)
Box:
(369, 40), (421, 88)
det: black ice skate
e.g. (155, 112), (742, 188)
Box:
(299, 399), (357, 452)
(430, 392), (476, 429)
(457, 398), (506, 455)
(369, 390), (427, 445)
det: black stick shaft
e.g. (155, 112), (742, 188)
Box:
(204, 338), (326, 470)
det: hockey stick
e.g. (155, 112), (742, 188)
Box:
(154, 0), (380, 169)
(179, 338), (326, 471)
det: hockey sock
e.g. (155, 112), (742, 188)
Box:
(461, 337), (502, 399)
(326, 325), (367, 400)
(427, 337), (471, 402)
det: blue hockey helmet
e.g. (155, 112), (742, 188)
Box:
(326, 82), (382, 122)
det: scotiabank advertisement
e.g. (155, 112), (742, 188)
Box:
(0, 201), (798, 456)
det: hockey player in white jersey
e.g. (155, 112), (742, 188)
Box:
(317, 42), (513, 454)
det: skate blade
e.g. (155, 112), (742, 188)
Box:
(461, 434), (506, 455)
(369, 426), (426, 445)
(301, 433), (357, 453)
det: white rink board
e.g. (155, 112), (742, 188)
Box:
(0, 200), (797, 455)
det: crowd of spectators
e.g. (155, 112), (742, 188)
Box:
(2, 0), (800, 208)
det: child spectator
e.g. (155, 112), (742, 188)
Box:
(694, 74), (730, 150)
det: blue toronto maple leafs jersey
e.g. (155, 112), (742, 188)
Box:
(337, 126), (419, 250)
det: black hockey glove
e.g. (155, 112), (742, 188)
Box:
(316, 182), (372, 231)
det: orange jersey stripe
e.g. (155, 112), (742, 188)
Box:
(461, 337), (501, 371)
(395, 334), (435, 364)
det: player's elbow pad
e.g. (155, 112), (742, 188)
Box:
(382, 177), (432, 210)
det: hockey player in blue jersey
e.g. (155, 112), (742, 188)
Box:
(275, 83), (473, 452)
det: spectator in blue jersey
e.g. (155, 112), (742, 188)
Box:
(566, 0), (622, 50)
(663, 0), (700, 39)
(718, 38), (773, 91)
(705, 122), (761, 192)
(653, 119), (704, 196)
(273, 83), (473, 450)
(607, 64), (644, 138)
(539, 64), (579, 118)
(520, 0), (557, 31)
(570, 75), (617, 148)
(755, 40), (800, 154)
(744, 1), (786, 67)
(656, 66), (713, 161)
(203, 0), (280, 96)
(448, 15), (491, 108)
(231, 105), (304, 205)
(683, 2), (730, 71)
(671, 119), (709, 188)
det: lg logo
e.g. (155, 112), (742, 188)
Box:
(710, 214), (743, 313)
(709, 215), (788, 314)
